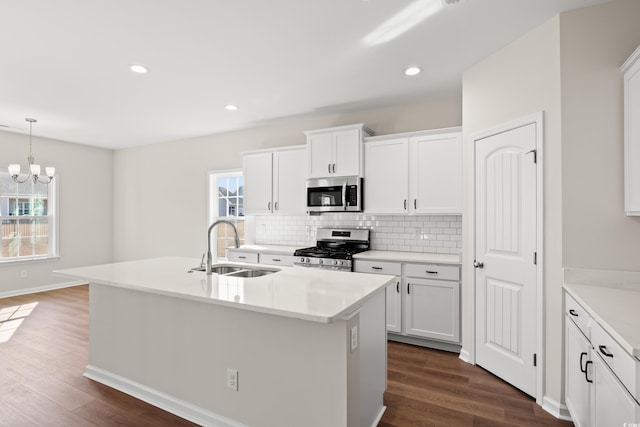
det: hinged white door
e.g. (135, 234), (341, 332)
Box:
(273, 148), (307, 215)
(243, 152), (273, 214)
(308, 133), (333, 178)
(409, 132), (462, 214)
(332, 128), (361, 177)
(364, 138), (409, 214)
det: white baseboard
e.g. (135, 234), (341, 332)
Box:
(84, 365), (246, 427)
(370, 406), (386, 427)
(0, 280), (85, 299)
(542, 395), (572, 421)
(458, 348), (472, 364)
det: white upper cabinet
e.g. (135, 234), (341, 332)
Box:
(364, 138), (409, 214)
(409, 131), (462, 214)
(305, 124), (372, 178)
(622, 44), (640, 215)
(243, 146), (307, 215)
(364, 128), (462, 215)
(243, 151), (273, 215)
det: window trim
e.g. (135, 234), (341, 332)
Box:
(0, 172), (59, 265)
(207, 169), (244, 259)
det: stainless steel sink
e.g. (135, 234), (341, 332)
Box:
(190, 264), (279, 278)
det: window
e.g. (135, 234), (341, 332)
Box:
(0, 172), (58, 262)
(208, 171), (244, 258)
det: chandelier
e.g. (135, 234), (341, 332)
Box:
(8, 118), (55, 184)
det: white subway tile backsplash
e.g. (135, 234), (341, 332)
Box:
(254, 214), (462, 254)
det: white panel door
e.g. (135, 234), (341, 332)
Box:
(308, 132), (333, 178)
(243, 152), (273, 215)
(364, 138), (408, 214)
(409, 132), (462, 214)
(474, 122), (537, 396)
(333, 128), (360, 177)
(273, 148), (307, 215)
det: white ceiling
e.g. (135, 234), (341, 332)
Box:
(0, 0), (608, 149)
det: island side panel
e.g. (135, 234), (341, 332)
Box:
(88, 283), (351, 427)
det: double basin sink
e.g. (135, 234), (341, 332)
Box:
(190, 264), (279, 278)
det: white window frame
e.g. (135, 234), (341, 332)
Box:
(0, 171), (59, 264)
(208, 169), (244, 259)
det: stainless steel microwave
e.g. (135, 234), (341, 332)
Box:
(306, 176), (362, 213)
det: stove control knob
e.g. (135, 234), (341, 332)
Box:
(318, 259), (324, 265)
(305, 258), (310, 263)
(333, 260), (339, 266)
(299, 257), (306, 263)
(339, 260), (344, 266)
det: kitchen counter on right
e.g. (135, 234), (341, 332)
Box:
(563, 267), (640, 358)
(354, 250), (461, 265)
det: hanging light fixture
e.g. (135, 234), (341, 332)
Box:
(8, 118), (55, 184)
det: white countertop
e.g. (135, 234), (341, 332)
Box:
(563, 268), (640, 358)
(227, 245), (300, 255)
(55, 257), (394, 324)
(354, 250), (461, 265)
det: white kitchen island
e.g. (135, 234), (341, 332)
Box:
(55, 257), (393, 427)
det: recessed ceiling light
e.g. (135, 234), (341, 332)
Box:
(225, 104), (239, 111)
(404, 66), (422, 76)
(129, 64), (149, 74)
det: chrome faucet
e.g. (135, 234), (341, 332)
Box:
(206, 220), (240, 275)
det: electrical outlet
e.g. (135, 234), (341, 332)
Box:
(20, 270), (27, 278)
(350, 325), (358, 353)
(227, 368), (238, 391)
(305, 225), (311, 235)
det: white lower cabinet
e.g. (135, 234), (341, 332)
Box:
(564, 293), (640, 426)
(354, 259), (460, 348)
(565, 318), (593, 427)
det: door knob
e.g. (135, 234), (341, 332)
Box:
(473, 260), (484, 269)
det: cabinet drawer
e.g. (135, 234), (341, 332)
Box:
(591, 321), (640, 401)
(565, 294), (592, 339)
(259, 254), (294, 266)
(227, 252), (259, 263)
(405, 263), (459, 281)
(354, 260), (401, 276)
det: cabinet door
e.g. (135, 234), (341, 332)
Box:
(405, 278), (460, 342)
(273, 148), (307, 215)
(308, 132), (333, 178)
(593, 353), (640, 425)
(364, 138), (409, 214)
(386, 278), (402, 333)
(243, 152), (273, 215)
(333, 128), (361, 177)
(565, 318), (592, 427)
(409, 132), (462, 214)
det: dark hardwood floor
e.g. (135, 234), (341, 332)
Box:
(0, 285), (573, 427)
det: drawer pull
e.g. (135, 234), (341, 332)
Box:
(239, 256), (247, 259)
(272, 258), (281, 262)
(579, 352), (588, 373)
(584, 361), (593, 383)
(407, 283), (411, 294)
(599, 345), (614, 358)
(425, 270), (438, 275)
(569, 309), (579, 317)
(372, 266), (383, 270)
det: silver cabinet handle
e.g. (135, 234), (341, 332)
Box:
(404, 199), (407, 210)
(396, 281), (400, 293)
(332, 163), (336, 173)
(268, 201), (272, 211)
(239, 256), (247, 259)
(414, 199), (417, 209)
(328, 164), (331, 173)
(274, 201), (279, 211)
(272, 258), (281, 262)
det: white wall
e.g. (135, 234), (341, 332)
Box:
(560, 0), (640, 269)
(462, 15), (563, 403)
(0, 131), (113, 295)
(462, 0), (640, 411)
(113, 97), (462, 262)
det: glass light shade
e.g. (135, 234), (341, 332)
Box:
(45, 167), (55, 178)
(8, 164), (21, 176)
(30, 164), (41, 176)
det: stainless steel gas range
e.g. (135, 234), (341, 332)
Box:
(293, 228), (370, 272)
